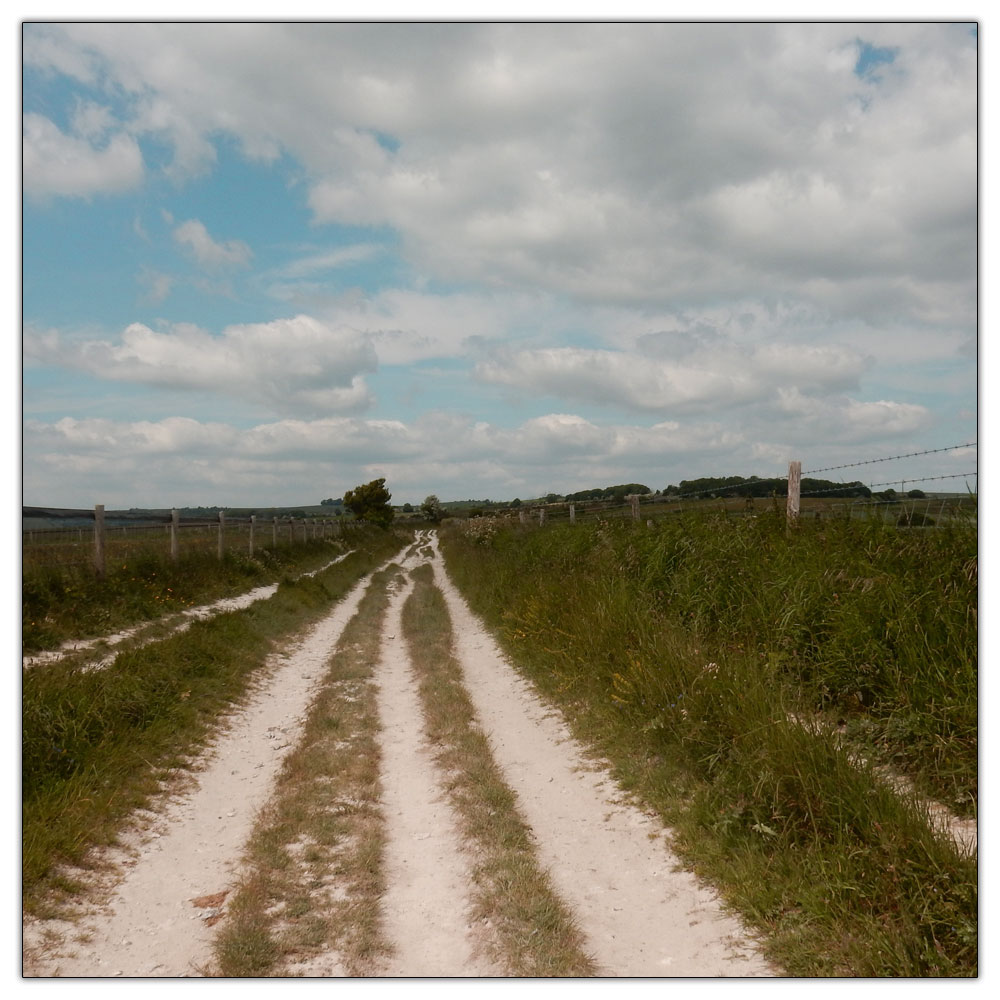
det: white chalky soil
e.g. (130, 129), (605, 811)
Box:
(23, 532), (774, 978)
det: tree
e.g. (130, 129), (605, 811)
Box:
(421, 494), (444, 522)
(343, 478), (394, 527)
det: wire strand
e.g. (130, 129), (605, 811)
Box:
(803, 443), (976, 475)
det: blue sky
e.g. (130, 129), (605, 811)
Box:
(21, 20), (978, 508)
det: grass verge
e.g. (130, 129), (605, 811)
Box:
(401, 562), (597, 976)
(23, 535), (358, 653)
(212, 563), (400, 977)
(22, 529), (409, 914)
(439, 519), (977, 977)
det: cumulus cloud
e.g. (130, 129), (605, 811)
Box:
(21, 23), (975, 506)
(772, 388), (931, 441)
(26, 315), (377, 417)
(22, 22), (975, 319)
(173, 219), (252, 269)
(23, 409), (749, 507)
(476, 341), (869, 415)
(23, 112), (144, 199)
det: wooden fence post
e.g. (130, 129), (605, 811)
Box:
(787, 461), (801, 528)
(94, 504), (106, 579)
(249, 514), (256, 558)
(569, 503), (576, 524)
(538, 508), (545, 526)
(519, 510), (526, 525)
(171, 508), (179, 562)
(218, 510), (226, 559)
(629, 494), (640, 520)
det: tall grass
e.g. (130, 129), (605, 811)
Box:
(22, 528), (410, 910)
(439, 511), (977, 977)
(22, 537), (352, 653)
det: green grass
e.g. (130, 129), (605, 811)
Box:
(439, 512), (977, 977)
(401, 563), (596, 976)
(22, 536), (355, 653)
(212, 562), (400, 977)
(22, 528), (410, 912)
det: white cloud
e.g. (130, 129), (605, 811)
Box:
(772, 388), (931, 441)
(136, 268), (173, 304)
(20, 23), (976, 507)
(23, 112), (144, 199)
(475, 341), (870, 415)
(69, 99), (116, 142)
(276, 244), (382, 279)
(173, 219), (253, 270)
(25, 315), (377, 417)
(22, 409), (751, 507)
(22, 23), (975, 320)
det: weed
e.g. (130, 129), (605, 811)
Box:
(439, 514), (977, 977)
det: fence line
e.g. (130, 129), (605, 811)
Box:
(23, 506), (355, 575)
(478, 493), (975, 531)
(472, 452), (977, 531)
(863, 472), (978, 491)
(488, 491), (975, 529)
(803, 442), (976, 476)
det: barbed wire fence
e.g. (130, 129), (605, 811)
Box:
(23, 443), (977, 569)
(22, 506), (357, 577)
(477, 442), (977, 528)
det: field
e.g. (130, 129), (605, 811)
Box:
(439, 505), (978, 975)
(21, 504), (977, 976)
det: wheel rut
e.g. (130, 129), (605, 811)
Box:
(23, 530), (774, 979)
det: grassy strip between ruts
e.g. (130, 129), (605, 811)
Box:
(400, 562), (597, 977)
(22, 529), (410, 915)
(439, 520), (977, 977)
(212, 562), (401, 977)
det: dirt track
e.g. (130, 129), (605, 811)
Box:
(23, 531), (773, 978)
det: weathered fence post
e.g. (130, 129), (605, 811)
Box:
(538, 508), (545, 526)
(569, 503), (576, 524)
(290, 517), (296, 543)
(629, 494), (640, 520)
(249, 514), (256, 558)
(93, 504), (106, 579)
(171, 508), (179, 562)
(218, 510), (226, 559)
(787, 461), (801, 528)
(519, 510), (526, 525)
(272, 516), (278, 548)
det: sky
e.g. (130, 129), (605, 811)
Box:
(20, 19), (979, 509)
